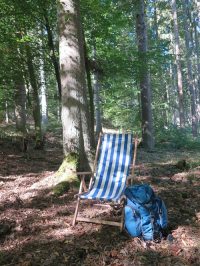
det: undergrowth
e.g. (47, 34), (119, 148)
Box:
(156, 125), (200, 150)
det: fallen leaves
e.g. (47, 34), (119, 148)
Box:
(1, 143), (200, 265)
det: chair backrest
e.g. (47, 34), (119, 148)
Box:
(81, 133), (133, 201)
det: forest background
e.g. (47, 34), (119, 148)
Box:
(0, 0), (200, 177)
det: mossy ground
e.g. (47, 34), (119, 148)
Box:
(53, 153), (80, 195)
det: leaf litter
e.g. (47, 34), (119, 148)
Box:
(0, 138), (200, 265)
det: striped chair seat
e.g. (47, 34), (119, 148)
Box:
(80, 133), (133, 202)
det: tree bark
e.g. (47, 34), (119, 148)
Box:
(153, 0), (158, 39)
(39, 54), (48, 133)
(183, 0), (198, 136)
(84, 40), (95, 143)
(14, 75), (27, 135)
(44, 11), (62, 100)
(5, 101), (9, 123)
(192, 7), (200, 103)
(93, 70), (102, 137)
(135, 0), (154, 150)
(76, 1), (95, 155)
(39, 28), (48, 133)
(58, 0), (94, 171)
(171, 0), (185, 127)
(26, 44), (43, 149)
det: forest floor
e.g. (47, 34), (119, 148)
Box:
(0, 131), (200, 265)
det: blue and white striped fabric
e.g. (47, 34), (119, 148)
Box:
(80, 134), (133, 202)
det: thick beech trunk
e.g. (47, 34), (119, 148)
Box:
(171, 0), (185, 127)
(135, 0), (154, 150)
(58, 0), (94, 172)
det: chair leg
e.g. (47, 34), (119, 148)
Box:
(120, 200), (125, 232)
(72, 197), (80, 226)
(72, 176), (84, 226)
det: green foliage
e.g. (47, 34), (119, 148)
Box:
(102, 80), (141, 131)
(156, 126), (200, 150)
(0, 0), (199, 150)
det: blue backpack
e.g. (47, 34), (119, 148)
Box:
(124, 184), (168, 241)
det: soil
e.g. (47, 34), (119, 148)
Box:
(0, 133), (200, 266)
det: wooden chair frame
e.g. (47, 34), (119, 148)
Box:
(72, 133), (138, 231)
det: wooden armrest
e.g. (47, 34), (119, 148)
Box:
(127, 175), (134, 180)
(76, 171), (93, 175)
(74, 191), (87, 198)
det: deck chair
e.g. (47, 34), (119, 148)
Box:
(73, 133), (138, 230)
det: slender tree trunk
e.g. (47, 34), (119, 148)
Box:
(92, 42), (102, 138)
(193, 13), (200, 101)
(58, 0), (94, 172)
(135, 0), (154, 150)
(84, 41), (95, 142)
(26, 45), (43, 149)
(44, 12), (62, 100)
(153, 0), (158, 39)
(39, 55), (48, 133)
(14, 75), (27, 135)
(93, 71), (102, 137)
(183, 0), (198, 136)
(171, 0), (185, 127)
(76, 1), (95, 155)
(38, 29), (48, 133)
(5, 101), (9, 123)
(195, 29), (200, 100)
(153, 0), (169, 127)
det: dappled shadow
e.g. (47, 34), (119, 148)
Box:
(0, 177), (16, 182)
(0, 185), (199, 265)
(0, 139), (62, 177)
(0, 219), (195, 266)
(1, 141), (200, 265)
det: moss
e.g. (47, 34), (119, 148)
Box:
(53, 181), (70, 196)
(57, 153), (78, 174)
(53, 153), (80, 196)
(176, 159), (189, 170)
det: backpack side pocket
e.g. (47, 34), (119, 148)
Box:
(124, 205), (142, 237)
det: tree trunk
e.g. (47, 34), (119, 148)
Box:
(5, 101), (9, 124)
(183, 0), (198, 136)
(193, 11), (200, 102)
(76, 1), (95, 155)
(38, 29), (48, 133)
(84, 40), (95, 143)
(153, 0), (169, 127)
(14, 75), (27, 135)
(26, 44), (43, 149)
(93, 71), (102, 137)
(153, 0), (158, 39)
(58, 0), (94, 173)
(92, 42), (102, 139)
(171, 0), (185, 127)
(44, 11), (62, 100)
(135, 0), (154, 150)
(39, 55), (48, 133)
